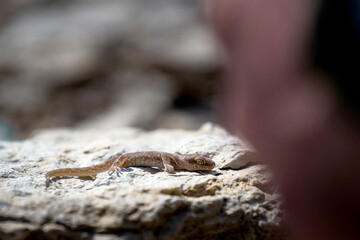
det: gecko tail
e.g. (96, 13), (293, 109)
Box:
(44, 153), (123, 186)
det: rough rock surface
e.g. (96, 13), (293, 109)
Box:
(0, 124), (284, 240)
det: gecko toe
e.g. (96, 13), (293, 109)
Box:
(115, 166), (122, 177)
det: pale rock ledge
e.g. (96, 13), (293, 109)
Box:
(0, 123), (284, 240)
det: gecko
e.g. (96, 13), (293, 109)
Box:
(45, 151), (216, 185)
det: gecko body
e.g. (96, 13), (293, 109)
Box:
(45, 151), (215, 185)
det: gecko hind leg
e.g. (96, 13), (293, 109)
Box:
(108, 156), (126, 177)
(108, 166), (122, 177)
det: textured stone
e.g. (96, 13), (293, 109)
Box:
(0, 124), (284, 239)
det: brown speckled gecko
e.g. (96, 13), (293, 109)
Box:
(45, 151), (215, 185)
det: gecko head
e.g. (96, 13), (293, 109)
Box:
(184, 153), (216, 171)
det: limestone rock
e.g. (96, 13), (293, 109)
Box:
(0, 124), (284, 239)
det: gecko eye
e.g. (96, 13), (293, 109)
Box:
(195, 157), (205, 165)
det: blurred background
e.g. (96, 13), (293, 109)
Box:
(0, 0), (222, 140)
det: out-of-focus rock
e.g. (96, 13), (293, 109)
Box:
(0, 0), (220, 138)
(0, 124), (284, 240)
(78, 71), (175, 130)
(0, 0), (134, 78)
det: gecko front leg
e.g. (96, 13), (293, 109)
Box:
(161, 153), (175, 173)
